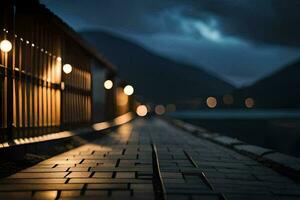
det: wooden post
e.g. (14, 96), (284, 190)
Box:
(105, 73), (116, 120)
(5, 0), (15, 140)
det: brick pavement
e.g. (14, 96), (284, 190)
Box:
(0, 118), (299, 199)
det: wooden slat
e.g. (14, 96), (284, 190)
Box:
(0, 0), (108, 142)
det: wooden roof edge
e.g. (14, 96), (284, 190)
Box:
(34, 1), (118, 74)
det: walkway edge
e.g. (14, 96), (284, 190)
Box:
(0, 112), (135, 150)
(165, 118), (300, 181)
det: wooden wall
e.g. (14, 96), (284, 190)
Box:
(0, 0), (97, 142)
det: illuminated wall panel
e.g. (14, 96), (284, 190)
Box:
(0, 1), (98, 142)
(116, 87), (129, 116)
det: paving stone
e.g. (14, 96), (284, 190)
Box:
(273, 196), (300, 200)
(0, 192), (32, 199)
(91, 167), (152, 172)
(9, 172), (68, 179)
(191, 195), (221, 200)
(204, 172), (227, 179)
(256, 175), (293, 183)
(166, 188), (213, 194)
(161, 172), (183, 179)
(87, 183), (128, 190)
(180, 168), (205, 174)
(33, 191), (58, 200)
(84, 190), (108, 196)
(0, 183), (83, 191)
(21, 167), (68, 172)
(207, 178), (263, 187)
(109, 155), (137, 159)
(111, 190), (132, 197)
(167, 195), (190, 200)
(164, 178), (186, 184)
(83, 159), (115, 165)
(131, 184), (153, 192)
(0, 178), (66, 184)
(217, 186), (271, 194)
(69, 178), (151, 184)
(225, 173), (257, 181)
(68, 167), (89, 172)
(271, 188), (300, 196)
(225, 194), (275, 200)
(92, 172), (113, 178)
(1, 118), (299, 200)
(119, 160), (136, 166)
(55, 164), (77, 168)
(184, 175), (203, 183)
(67, 172), (92, 178)
(40, 160), (81, 164)
(30, 164), (56, 168)
(60, 191), (81, 197)
(116, 172), (135, 179)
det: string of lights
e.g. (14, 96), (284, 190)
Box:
(1, 28), (72, 74)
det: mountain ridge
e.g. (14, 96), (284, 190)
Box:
(81, 30), (235, 104)
(235, 59), (300, 108)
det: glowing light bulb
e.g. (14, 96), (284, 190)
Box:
(104, 80), (113, 89)
(206, 97), (217, 108)
(0, 39), (12, 52)
(155, 105), (165, 115)
(136, 105), (148, 117)
(56, 57), (62, 62)
(123, 85), (134, 96)
(63, 64), (72, 74)
(245, 97), (254, 108)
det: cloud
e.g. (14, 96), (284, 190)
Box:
(42, 0), (300, 46)
(171, 0), (300, 46)
(41, 0), (300, 87)
(124, 32), (300, 86)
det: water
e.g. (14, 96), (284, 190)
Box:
(169, 110), (300, 158)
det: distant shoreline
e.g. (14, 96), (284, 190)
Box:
(169, 109), (300, 119)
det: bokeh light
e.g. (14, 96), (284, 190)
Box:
(245, 97), (255, 108)
(63, 64), (72, 74)
(206, 97), (217, 108)
(124, 85), (134, 96)
(56, 56), (62, 62)
(155, 105), (166, 115)
(136, 105), (148, 117)
(0, 39), (12, 52)
(104, 80), (113, 89)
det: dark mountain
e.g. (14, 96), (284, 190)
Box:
(235, 60), (300, 108)
(81, 31), (234, 104)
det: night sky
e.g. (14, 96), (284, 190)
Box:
(41, 0), (300, 87)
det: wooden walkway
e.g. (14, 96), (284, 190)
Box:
(0, 118), (299, 199)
